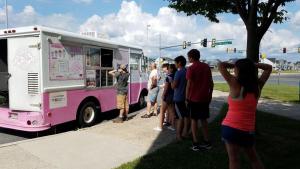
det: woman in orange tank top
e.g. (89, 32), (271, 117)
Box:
(218, 59), (272, 169)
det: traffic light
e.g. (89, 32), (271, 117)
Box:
(211, 38), (216, 48)
(283, 47), (287, 53)
(183, 41), (187, 49)
(203, 38), (207, 47)
(234, 48), (237, 53)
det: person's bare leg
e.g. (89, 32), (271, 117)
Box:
(146, 101), (152, 115)
(191, 119), (198, 143)
(182, 117), (191, 137)
(244, 146), (265, 169)
(154, 102), (158, 115)
(159, 101), (167, 129)
(200, 119), (210, 142)
(167, 104), (175, 127)
(225, 143), (241, 169)
(176, 119), (183, 140)
(119, 108), (125, 118)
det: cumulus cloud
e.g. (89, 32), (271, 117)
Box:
(80, 1), (202, 57)
(1, 1), (298, 61)
(291, 10), (300, 29)
(0, 5), (77, 31)
(80, 1), (300, 61)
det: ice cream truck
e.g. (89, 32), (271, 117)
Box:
(0, 26), (148, 132)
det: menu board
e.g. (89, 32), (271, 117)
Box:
(49, 43), (84, 80)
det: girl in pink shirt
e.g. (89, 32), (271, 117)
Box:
(218, 59), (272, 169)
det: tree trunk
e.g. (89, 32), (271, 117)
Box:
(246, 29), (261, 63)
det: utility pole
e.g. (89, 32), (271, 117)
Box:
(146, 24), (151, 41)
(159, 34), (161, 59)
(5, 0), (8, 28)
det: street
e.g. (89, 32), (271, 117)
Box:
(213, 73), (300, 86)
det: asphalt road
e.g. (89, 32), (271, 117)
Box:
(213, 73), (300, 87)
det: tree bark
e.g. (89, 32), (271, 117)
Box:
(246, 29), (261, 63)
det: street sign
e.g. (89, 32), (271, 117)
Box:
(215, 41), (232, 46)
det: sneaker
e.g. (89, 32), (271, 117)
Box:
(153, 127), (163, 132)
(163, 122), (171, 127)
(123, 116), (128, 121)
(167, 126), (176, 131)
(191, 143), (201, 152)
(113, 117), (124, 123)
(141, 113), (153, 118)
(199, 141), (212, 150)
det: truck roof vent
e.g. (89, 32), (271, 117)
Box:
(28, 73), (39, 95)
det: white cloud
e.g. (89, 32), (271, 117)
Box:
(73, 0), (93, 4)
(291, 10), (300, 29)
(80, 1), (300, 61)
(0, 5), (77, 31)
(80, 1), (202, 57)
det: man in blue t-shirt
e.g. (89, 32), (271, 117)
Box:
(172, 56), (189, 141)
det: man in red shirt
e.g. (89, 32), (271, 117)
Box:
(186, 49), (214, 151)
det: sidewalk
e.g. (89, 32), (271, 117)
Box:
(0, 91), (226, 169)
(214, 90), (300, 120)
(0, 91), (298, 169)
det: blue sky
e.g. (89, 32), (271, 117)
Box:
(0, 0), (300, 62)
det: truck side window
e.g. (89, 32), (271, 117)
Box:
(86, 48), (101, 88)
(100, 49), (114, 87)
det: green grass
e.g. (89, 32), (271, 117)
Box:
(272, 70), (300, 74)
(214, 83), (299, 103)
(116, 105), (300, 169)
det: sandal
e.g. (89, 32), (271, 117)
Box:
(141, 113), (153, 118)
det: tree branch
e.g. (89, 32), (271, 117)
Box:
(235, 0), (248, 24)
(258, 1), (281, 39)
(260, 0), (276, 26)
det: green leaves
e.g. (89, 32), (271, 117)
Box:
(167, 0), (294, 25)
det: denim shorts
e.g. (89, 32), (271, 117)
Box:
(147, 87), (159, 103)
(221, 125), (255, 147)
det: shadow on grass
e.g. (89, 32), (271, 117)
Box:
(117, 104), (300, 169)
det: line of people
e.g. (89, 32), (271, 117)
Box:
(111, 48), (272, 169)
(142, 49), (214, 151)
(142, 48), (272, 169)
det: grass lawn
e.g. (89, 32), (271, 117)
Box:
(116, 105), (300, 169)
(272, 70), (300, 74)
(214, 83), (299, 103)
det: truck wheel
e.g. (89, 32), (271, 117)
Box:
(77, 102), (97, 128)
(138, 94), (147, 109)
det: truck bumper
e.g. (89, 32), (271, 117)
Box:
(0, 108), (50, 132)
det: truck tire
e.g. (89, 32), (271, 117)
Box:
(138, 94), (147, 109)
(77, 101), (97, 128)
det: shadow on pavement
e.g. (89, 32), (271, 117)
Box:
(0, 104), (144, 141)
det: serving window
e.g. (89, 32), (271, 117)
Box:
(85, 47), (114, 88)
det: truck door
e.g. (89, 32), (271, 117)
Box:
(8, 36), (41, 111)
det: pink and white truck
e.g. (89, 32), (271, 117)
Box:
(0, 26), (148, 132)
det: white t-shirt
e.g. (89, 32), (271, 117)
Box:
(148, 69), (160, 89)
